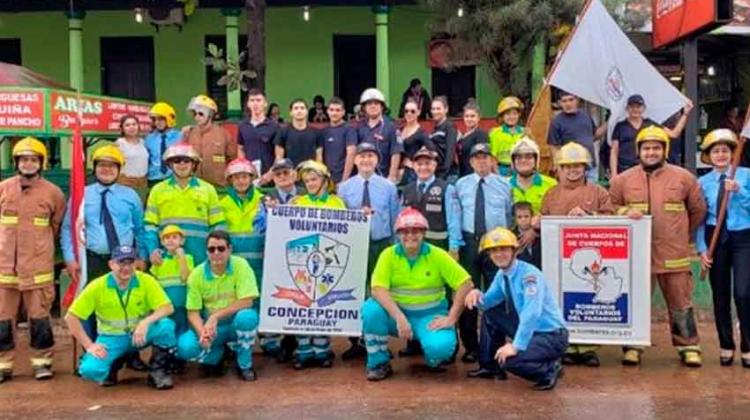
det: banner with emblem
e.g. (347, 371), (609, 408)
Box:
(541, 216), (652, 346)
(259, 205), (371, 336)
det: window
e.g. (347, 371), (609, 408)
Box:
(100, 37), (155, 102)
(205, 35), (249, 119)
(432, 66), (476, 117)
(0, 39), (22, 64)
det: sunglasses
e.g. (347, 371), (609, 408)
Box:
(193, 111), (206, 117)
(172, 157), (193, 164)
(404, 109), (419, 114)
(399, 228), (425, 236)
(207, 245), (227, 254)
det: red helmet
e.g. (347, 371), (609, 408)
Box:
(225, 157), (258, 180)
(394, 207), (429, 232)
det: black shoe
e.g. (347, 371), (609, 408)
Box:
(201, 363), (225, 377)
(147, 347), (174, 390)
(742, 358), (750, 369)
(342, 342), (367, 360)
(720, 356), (734, 366)
(101, 357), (125, 387)
(579, 351), (600, 367)
(293, 359), (313, 370)
(366, 363), (393, 381)
(317, 353), (334, 368)
(276, 347), (294, 364)
(0, 369), (12, 384)
(461, 351), (478, 363)
(398, 340), (423, 357)
(126, 353), (150, 372)
(561, 353), (578, 365)
(533, 363), (564, 391)
(467, 367), (507, 380)
(238, 368), (257, 382)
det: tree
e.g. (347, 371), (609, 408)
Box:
(245, 0), (267, 91)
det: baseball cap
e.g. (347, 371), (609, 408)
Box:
(271, 158), (294, 172)
(111, 245), (137, 263)
(356, 142), (379, 155)
(470, 143), (491, 157)
(627, 94), (645, 106)
(413, 146), (437, 161)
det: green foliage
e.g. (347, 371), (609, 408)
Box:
(202, 43), (257, 92)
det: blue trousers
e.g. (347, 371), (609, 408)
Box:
(164, 286), (188, 336)
(362, 298), (456, 369)
(78, 318), (177, 383)
(295, 335), (331, 362)
(479, 305), (568, 383)
(177, 308), (258, 370)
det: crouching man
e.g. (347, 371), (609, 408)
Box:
(65, 245), (176, 389)
(465, 228), (567, 391)
(362, 207), (473, 381)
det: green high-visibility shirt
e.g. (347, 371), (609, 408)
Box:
(185, 255), (259, 314)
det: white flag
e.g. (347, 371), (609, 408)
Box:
(549, 0), (688, 140)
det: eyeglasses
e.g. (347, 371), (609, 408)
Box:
(207, 245), (227, 254)
(171, 157), (193, 164)
(399, 228), (424, 236)
(404, 109), (418, 114)
(194, 111), (206, 117)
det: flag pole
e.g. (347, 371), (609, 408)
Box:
(699, 108), (750, 280)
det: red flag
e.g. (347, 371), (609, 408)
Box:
(62, 93), (88, 308)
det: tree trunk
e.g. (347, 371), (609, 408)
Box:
(245, 0), (266, 91)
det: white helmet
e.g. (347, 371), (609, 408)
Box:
(360, 88), (386, 106)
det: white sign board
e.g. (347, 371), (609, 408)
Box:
(541, 216), (652, 346)
(259, 205), (370, 336)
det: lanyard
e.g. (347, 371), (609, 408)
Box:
(116, 285), (134, 333)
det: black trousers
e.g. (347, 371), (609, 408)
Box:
(706, 227), (750, 353)
(458, 231), (499, 353)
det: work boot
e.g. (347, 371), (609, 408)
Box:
(681, 351), (702, 368)
(365, 363), (393, 382)
(238, 367), (257, 382)
(461, 350), (478, 364)
(561, 353), (578, 365)
(398, 339), (423, 357)
(125, 352), (150, 372)
(0, 369), (12, 383)
(317, 351), (335, 368)
(276, 336), (296, 364)
(147, 347), (174, 390)
(467, 367), (507, 380)
(579, 351), (600, 367)
(342, 337), (367, 360)
(533, 362), (564, 391)
(293, 358), (314, 370)
(33, 365), (54, 380)
(101, 358), (125, 387)
(622, 349), (641, 366)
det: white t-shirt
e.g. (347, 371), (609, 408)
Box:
(115, 137), (149, 177)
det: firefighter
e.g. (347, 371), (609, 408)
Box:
(362, 207), (473, 381)
(145, 102), (183, 187)
(144, 142), (226, 266)
(0, 137), (65, 382)
(541, 142), (614, 367)
(609, 126), (707, 367)
(184, 94), (237, 188)
(696, 129), (750, 367)
(65, 245), (176, 389)
(289, 160), (347, 369)
(465, 228), (567, 390)
(489, 96), (526, 177)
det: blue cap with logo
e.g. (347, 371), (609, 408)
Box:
(470, 143), (491, 157)
(111, 245), (137, 262)
(356, 142), (379, 155)
(271, 158), (294, 172)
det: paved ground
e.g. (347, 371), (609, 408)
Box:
(1, 322), (749, 420)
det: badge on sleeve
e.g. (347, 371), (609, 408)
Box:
(523, 275), (538, 296)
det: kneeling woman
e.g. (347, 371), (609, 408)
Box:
(289, 160), (347, 369)
(697, 129), (750, 368)
(465, 228), (568, 390)
(362, 207), (473, 381)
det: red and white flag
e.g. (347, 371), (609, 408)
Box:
(62, 93), (88, 308)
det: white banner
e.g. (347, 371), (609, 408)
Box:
(259, 205), (370, 336)
(541, 216), (652, 346)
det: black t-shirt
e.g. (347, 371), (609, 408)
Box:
(611, 118), (658, 172)
(321, 123), (357, 182)
(274, 125), (322, 166)
(401, 127), (433, 159)
(237, 117), (280, 174)
(457, 129), (489, 177)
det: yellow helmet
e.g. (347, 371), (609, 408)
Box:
(12, 137), (48, 168)
(92, 144), (125, 167)
(159, 224), (184, 239)
(297, 160), (335, 193)
(497, 96), (524, 115)
(557, 142), (591, 168)
(635, 126), (670, 155)
(187, 94), (218, 114)
(479, 227), (519, 252)
(150, 102), (177, 128)
(700, 129), (738, 164)
(510, 136), (540, 169)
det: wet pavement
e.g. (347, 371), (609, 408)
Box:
(1, 322), (749, 420)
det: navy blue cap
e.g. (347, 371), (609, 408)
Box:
(356, 142), (379, 155)
(111, 245), (137, 262)
(271, 158), (294, 171)
(413, 146), (437, 161)
(627, 94), (645, 106)
(470, 143), (491, 157)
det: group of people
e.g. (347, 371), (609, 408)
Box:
(0, 85), (748, 394)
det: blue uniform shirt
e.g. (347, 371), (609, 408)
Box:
(338, 174), (399, 242)
(356, 117), (403, 177)
(61, 183), (147, 261)
(144, 128), (183, 181)
(696, 166), (750, 253)
(455, 172), (513, 236)
(403, 175), (463, 251)
(479, 260), (566, 351)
